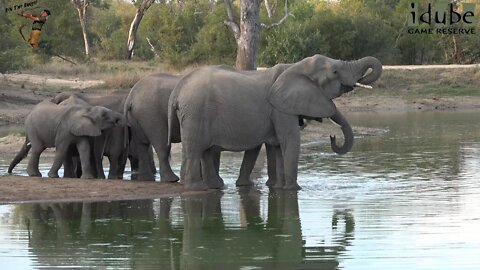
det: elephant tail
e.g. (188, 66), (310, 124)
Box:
(167, 99), (180, 148)
(8, 136), (31, 173)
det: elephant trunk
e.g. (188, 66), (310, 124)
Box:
(352, 56), (383, 85)
(329, 111), (353, 155)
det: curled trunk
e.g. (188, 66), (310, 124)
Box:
(353, 56), (383, 85)
(329, 111), (353, 154)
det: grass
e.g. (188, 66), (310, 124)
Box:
(14, 60), (480, 97)
(353, 68), (480, 98)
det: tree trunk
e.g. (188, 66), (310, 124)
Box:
(236, 0), (261, 70)
(225, 0), (290, 70)
(126, 0), (155, 60)
(72, 0), (91, 56)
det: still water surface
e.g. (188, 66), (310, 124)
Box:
(0, 111), (479, 269)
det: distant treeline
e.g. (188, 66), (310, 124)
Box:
(1, 0), (480, 72)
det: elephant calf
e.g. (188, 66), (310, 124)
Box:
(52, 91), (142, 179)
(8, 96), (125, 179)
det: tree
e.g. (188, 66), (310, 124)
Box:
(126, 0), (156, 59)
(72, 0), (92, 56)
(224, 0), (292, 70)
(224, 0), (261, 70)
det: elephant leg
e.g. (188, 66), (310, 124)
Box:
(273, 112), (301, 190)
(236, 145), (262, 186)
(182, 142), (208, 191)
(93, 136), (106, 179)
(63, 145), (77, 178)
(153, 139), (178, 183)
(48, 142), (70, 178)
(147, 146), (157, 175)
(77, 138), (95, 179)
(213, 149), (220, 175)
(265, 144), (277, 187)
(135, 142), (155, 181)
(27, 145), (44, 177)
(280, 135), (300, 190)
(107, 154), (120, 179)
(201, 148), (224, 189)
(116, 150), (128, 180)
(73, 157), (82, 178)
(272, 146), (285, 189)
(129, 154), (139, 180)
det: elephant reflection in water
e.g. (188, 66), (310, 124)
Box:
(19, 192), (355, 269)
(19, 199), (180, 269)
(180, 189), (356, 270)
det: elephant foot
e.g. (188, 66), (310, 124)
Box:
(160, 174), (180, 183)
(265, 178), (276, 187)
(47, 171), (59, 178)
(136, 172), (155, 181)
(207, 177), (225, 189)
(236, 177), (253, 187)
(184, 181), (209, 191)
(283, 183), (302, 190)
(81, 174), (95, 179)
(28, 171), (42, 177)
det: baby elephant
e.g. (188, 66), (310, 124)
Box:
(8, 98), (125, 178)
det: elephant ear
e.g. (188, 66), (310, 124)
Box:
(268, 55), (337, 118)
(69, 108), (102, 137)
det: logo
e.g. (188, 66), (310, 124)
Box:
(407, 0), (476, 34)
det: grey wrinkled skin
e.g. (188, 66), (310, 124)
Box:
(124, 73), (182, 183)
(169, 55), (382, 191)
(51, 92), (151, 179)
(8, 96), (125, 179)
(124, 73), (266, 187)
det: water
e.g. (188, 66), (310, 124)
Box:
(1, 110), (480, 269)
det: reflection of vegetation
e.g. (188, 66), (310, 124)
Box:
(15, 190), (356, 269)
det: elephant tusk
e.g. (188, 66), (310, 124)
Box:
(328, 118), (342, 128)
(355, 82), (373, 89)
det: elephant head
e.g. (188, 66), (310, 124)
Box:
(69, 106), (126, 137)
(268, 55), (382, 154)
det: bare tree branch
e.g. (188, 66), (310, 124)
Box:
(71, 0), (91, 56)
(146, 37), (159, 58)
(223, 0), (240, 40)
(261, 0), (293, 29)
(126, 0), (155, 59)
(264, 0), (276, 18)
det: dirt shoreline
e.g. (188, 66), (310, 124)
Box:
(1, 69), (480, 203)
(0, 176), (212, 203)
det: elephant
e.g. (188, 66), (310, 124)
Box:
(125, 73), (291, 187)
(168, 54), (382, 190)
(8, 95), (125, 179)
(124, 73), (182, 183)
(52, 91), (156, 179)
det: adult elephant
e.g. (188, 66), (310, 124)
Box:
(125, 73), (182, 183)
(125, 73), (280, 186)
(51, 91), (152, 179)
(8, 96), (125, 178)
(168, 55), (382, 190)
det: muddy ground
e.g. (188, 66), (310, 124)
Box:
(1, 70), (479, 203)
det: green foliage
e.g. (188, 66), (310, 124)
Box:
(1, 0), (480, 73)
(188, 2), (236, 65)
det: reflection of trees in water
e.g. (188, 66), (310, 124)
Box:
(18, 191), (355, 269)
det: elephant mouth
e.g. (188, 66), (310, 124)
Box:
(341, 84), (354, 93)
